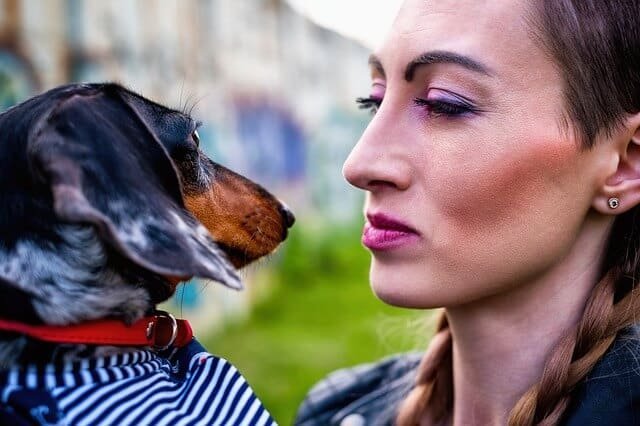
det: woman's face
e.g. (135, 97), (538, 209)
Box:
(343, 0), (615, 308)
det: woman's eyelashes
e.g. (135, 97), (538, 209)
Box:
(416, 88), (479, 117)
(413, 97), (477, 117)
(356, 88), (479, 118)
(356, 96), (382, 115)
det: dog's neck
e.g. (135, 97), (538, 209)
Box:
(0, 224), (158, 326)
(0, 224), (170, 369)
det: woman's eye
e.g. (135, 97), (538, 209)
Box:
(356, 97), (382, 116)
(191, 129), (201, 147)
(356, 92), (477, 118)
(414, 98), (474, 117)
(414, 89), (478, 118)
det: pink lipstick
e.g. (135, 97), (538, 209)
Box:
(362, 213), (420, 251)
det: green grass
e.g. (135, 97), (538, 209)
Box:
(203, 222), (430, 424)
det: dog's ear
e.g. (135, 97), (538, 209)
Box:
(26, 89), (241, 289)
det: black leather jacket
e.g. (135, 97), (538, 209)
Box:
(294, 328), (640, 425)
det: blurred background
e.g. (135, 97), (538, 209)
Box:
(0, 0), (433, 423)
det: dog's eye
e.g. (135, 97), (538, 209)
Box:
(191, 130), (200, 147)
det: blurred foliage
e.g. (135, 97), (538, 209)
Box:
(204, 221), (433, 424)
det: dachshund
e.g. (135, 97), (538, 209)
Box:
(0, 83), (293, 425)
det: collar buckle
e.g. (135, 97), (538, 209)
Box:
(146, 310), (178, 351)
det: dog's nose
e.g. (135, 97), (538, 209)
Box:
(280, 204), (295, 228)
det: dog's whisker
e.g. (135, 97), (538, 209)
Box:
(179, 80), (185, 114)
(188, 94), (207, 117)
(180, 282), (185, 318)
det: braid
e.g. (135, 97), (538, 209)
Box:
(508, 0), (640, 417)
(396, 265), (640, 426)
(509, 266), (640, 425)
(396, 312), (453, 426)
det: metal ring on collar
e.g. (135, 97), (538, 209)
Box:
(147, 310), (178, 351)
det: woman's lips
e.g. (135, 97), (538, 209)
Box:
(362, 213), (420, 251)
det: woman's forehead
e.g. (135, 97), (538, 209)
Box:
(394, 0), (531, 30)
(376, 0), (546, 82)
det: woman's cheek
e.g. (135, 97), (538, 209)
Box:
(430, 135), (582, 238)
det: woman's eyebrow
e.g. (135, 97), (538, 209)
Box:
(404, 50), (494, 81)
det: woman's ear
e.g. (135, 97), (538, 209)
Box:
(593, 113), (640, 214)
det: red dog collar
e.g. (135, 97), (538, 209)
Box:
(0, 310), (193, 350)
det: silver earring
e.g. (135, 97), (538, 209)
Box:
(608, 197), (620, 209)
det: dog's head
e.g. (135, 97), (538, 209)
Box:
(0, 83), (293, 325)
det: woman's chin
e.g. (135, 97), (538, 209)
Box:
(369, 264), (444, 309)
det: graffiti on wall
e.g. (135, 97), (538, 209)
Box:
(0, 50), (35, 110)
(234, 97), (306, 186)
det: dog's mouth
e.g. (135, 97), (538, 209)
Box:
(217, 242), (265, 269)
(185, 195), (291, 268)
(182, 164), (294, 271)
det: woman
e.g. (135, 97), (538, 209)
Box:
(295, 0), (640, 425)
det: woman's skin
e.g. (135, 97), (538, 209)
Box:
(343, 0), (640, 424)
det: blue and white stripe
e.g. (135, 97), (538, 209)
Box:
(0, 340), (276, 426)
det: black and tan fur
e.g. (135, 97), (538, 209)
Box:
(0, 82), (293, 366)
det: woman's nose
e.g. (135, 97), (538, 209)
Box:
(343, 114), (411, 192)
(342, 142), (375, 190)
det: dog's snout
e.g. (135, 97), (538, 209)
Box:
(280, 204), (295, 229)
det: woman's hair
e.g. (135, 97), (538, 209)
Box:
(396, 1), (640, 424)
